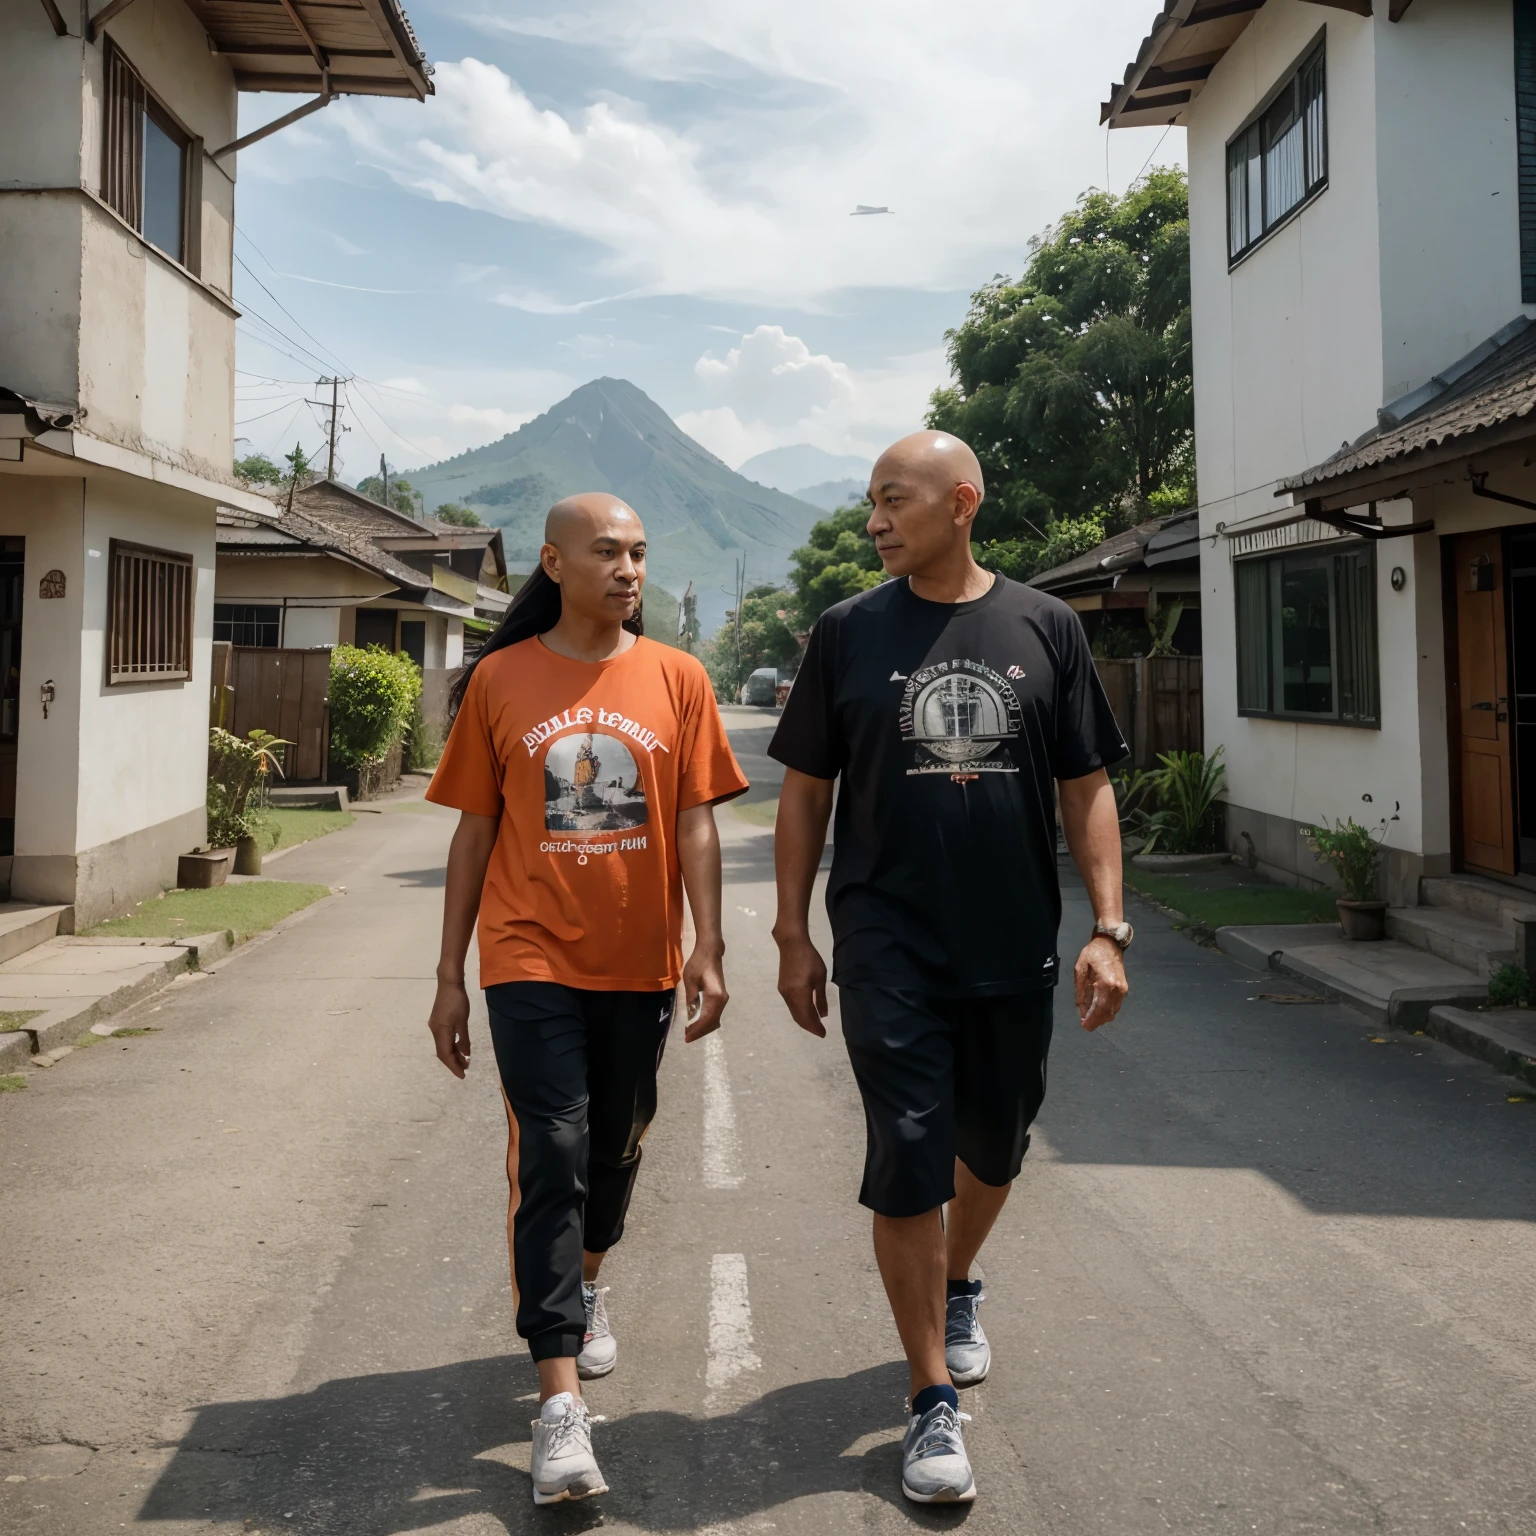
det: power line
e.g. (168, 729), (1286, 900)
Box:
(234, 243), (353, 376)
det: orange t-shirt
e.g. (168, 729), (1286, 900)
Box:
(426, 635), (748, 991)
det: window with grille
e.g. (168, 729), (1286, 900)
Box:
(1227, 39), (1327, 265)
(1234, 542), (1378, 726)
(107, 541), (194, 685)
(213, 604), (281, 648)
(103, 39), (196, 269)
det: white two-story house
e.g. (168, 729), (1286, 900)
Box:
(0, 0), (430, 924)
(1105, 0), (1536, 922)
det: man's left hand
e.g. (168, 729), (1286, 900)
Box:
(1074, 936), (1128, 1031)
(682, 945), (727, 1042)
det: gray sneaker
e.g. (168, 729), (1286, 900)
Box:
(530, 1393), (607, 1505)
(945, 1285), (990, 1387)
(577, 1282), (617, 1380)
(901, 1398), (976, 1503)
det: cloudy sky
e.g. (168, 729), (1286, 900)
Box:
(232, 0), (1186, 482)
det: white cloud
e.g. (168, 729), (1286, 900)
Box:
(675, 326), (942, 464)
(332, 1), (1186, 306)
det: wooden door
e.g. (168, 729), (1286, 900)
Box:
(1457, 531), (1515, 874)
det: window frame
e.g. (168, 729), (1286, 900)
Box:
(1233, 540), (1380, 728)
(102, 37), (202, 274)
(106, 539), (195, 687)
(213, 603), (282, 649)
(1226, 33), (1329, 269)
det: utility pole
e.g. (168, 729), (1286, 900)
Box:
(733, 556), (746, 698)
(309, 377), (346, 482)
(679, 580), (695, 654)
(379, 452), (389, 510)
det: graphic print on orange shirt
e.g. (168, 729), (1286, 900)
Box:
(425, 637), (748, 991)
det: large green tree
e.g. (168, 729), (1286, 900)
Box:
(786, 503), (884, 624)
(701, 585), (801, 701)
(928, 168), (1193, 544)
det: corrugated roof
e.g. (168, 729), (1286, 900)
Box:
(1028, 511), (1198, 592)
(181, 0), (432, 99)
(1280, 317), (1536, 494)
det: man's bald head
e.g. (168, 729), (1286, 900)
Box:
(870, 430), (985, 505)
(865, 430), (987, 584)
(545, 492), (643, 549)
(540, 491), (646, 629)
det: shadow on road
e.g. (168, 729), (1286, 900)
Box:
(140, 1358), (967, 1532)
(386, 867), (448, 888)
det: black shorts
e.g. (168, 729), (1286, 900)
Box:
(839, 986), (1054, 1218)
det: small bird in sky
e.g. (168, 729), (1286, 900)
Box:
(850, 205), (892, 216)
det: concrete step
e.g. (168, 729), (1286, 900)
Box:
(1216, 924), (1487, 1029)
(268, 785), (350, 812)
(1385, 905), (1514, 979)
(1420, 875), (1536, 937)
(0, 903), (72, 966)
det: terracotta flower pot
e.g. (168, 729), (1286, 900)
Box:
(1337, 898), (1387, 941)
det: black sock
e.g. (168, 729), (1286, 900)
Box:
(912, 1383), (959, 1418)
(946, 1278), (983, 1299)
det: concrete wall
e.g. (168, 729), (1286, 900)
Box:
(1187, 0), (1528, 889)
(283, 608), (341, 649)
(215, 554), (391, 603)
(0, 0), (238, 474)
(1, 464), (214, 923)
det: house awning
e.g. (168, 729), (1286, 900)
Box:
(180, 0), (431, 100)
(1277, 316), (1536, 512)
(1101, 1), (1415, 130)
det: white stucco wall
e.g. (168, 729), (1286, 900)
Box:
(75, 477), (213, 856)
(282, 607), (341, 649)
(1, 471), (86, 868)
(446, 618), (464, 670)
(1187, 0), (1523, 873)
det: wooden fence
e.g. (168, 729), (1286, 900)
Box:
(1095, 656), (1203, 770)
(210, 645), (332, 783)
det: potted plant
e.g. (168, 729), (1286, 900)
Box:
(1301, 816), (1389, 940)
(1121, 747), (1228, 869)
(206, 727), (290, 877)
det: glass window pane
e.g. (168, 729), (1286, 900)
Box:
(1333, 549), (1379, 723)
(1246, 125), (1263, 244)
(142, 109), (184, 261)
(1263, 84), (1305, 226)
(1235, 559), (1271, 710)
(1279, 561), (1334, 714)
(1228, 138), (1249, 258)
(1302, 51), (1327, 190)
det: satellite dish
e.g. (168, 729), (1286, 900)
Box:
(851, 205), (892, 216)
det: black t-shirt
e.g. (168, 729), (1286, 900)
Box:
(769, 574), (1128, 996)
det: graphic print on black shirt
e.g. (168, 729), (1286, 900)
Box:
(769, 575), (1128, 998)
(900, 660), (1022, 778)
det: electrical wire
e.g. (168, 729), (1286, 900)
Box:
(234, 243), (353, 376)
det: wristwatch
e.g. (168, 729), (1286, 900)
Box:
(1092, 920), (1134, 951)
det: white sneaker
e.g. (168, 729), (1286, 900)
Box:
(945, 1285), (991, 1387)
(529, 1392), (607, 1505)
(577, 1282), (617, 1380)
(900, 1398), (976, 1504)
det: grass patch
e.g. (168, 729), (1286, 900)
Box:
(0, 1009), (42, 1031)
(84, 882), (331, 939)
(267, 808), (355, 850)
(0, 1074), (25, 1093)
(731, 797), (779, 828)
(1124, 863), (1339, 933)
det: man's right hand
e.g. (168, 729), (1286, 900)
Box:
(774, 930), (829, 1038)
(428, 978), (472, 1078)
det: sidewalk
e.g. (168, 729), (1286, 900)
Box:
(0, 775), (438, 1078)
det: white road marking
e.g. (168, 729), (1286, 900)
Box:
(702, 1032), (744, 1189)
(706, 1252), (762, 1391)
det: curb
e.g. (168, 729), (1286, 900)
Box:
(0, 929), (235, 1073)
(1425, 1006), (1536, 1089)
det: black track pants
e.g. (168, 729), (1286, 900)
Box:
(486, 981), (674, 1362)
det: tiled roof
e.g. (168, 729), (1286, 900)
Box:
(1028, 510), (1197, 592)
(217, 501), (426, 592)
(1280, 318), (1536, 494)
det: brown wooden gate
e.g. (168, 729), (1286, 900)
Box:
(226, 647), (331, 782)
(1095, 656), (1203, 770)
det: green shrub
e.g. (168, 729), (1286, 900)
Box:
(207, 728), (289, 847)
(328, 645), (421, 769)
(1301, 816), (1387, 902)
(404, 691), (445, 772)
(1488, 963), (1532, 1008)
(1125, 746), (1226, 854)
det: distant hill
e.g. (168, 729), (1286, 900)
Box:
(408, 379), (823, 629)
(792, 478), (868, 512)
(738, 444), (872, 495)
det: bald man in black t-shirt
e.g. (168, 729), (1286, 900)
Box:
(769, 431), (1131, 1506)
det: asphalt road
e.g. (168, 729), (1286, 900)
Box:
(2, 732), (1534, 1534)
